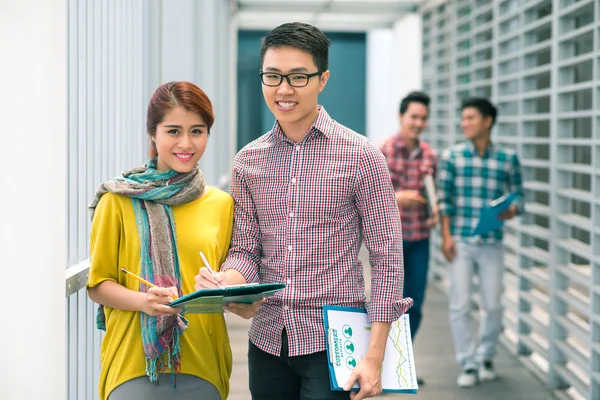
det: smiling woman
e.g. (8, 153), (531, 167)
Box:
(146, 82), (215, 168)
(86, 81), (240, 400)
(152, 106), (209, 172)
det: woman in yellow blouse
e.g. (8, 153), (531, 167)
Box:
(87, 81), (243, 400)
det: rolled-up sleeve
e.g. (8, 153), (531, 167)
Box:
(355, 141), (411, 323)
(437, 149), (455, 217)
(220, 153), (261, 283)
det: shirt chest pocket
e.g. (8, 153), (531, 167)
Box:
(298, 168), (355, 222)
(476, 162), (510, 185)
(460, 160), (510, 191)
(403, 163), (427, 190)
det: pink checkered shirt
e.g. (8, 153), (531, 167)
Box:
(222, 107), (408, 357)
(379, 134), (438, 242)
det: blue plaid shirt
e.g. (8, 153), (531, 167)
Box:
(437, 141), (524, 243)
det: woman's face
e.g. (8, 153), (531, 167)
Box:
(152, 106), (209, 173)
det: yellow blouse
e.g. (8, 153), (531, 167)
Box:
(87, 187), (234, 400)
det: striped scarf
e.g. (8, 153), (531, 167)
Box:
(89, 158), (206, 383)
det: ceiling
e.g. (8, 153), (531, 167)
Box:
(235, 0), (422, 32)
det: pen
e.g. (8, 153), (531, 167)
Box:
(199, 251), (225, 289)
(120, 268), (179, 300)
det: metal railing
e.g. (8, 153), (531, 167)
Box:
(65, 259), (102, 400)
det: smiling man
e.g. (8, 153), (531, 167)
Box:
(379, 91), (438, 386)
(438, 97), (524, 388)
(193, 22), (410, 400)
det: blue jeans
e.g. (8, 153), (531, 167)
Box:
(448, 241), (504, 370)
(403, 238), (430, 340)
(248, 330), (349, 400)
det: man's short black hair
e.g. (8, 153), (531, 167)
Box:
(399, 91), (430, 114)
(260, 22), (331, 72)
(461, 97), (498, 127)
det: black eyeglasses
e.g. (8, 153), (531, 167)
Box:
(260, 70), (323, 88)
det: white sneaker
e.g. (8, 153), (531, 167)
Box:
(457, 369), (478, 387)
(478, 361), (497, 381)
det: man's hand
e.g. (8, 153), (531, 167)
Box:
(498, 204), (518, 221)
(194, 267), (227, 290)
(442, 236), (457, 263)
(426, 205), (439, 229)
(224, 299), (265, 319)
(395, 190), (426, 209)
(343, 355), (383, 400)
(194, 267), (261, 318)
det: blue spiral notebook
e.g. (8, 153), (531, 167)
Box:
(168, 283), (285, 314)
(472, 192), (517, 236)
(323, 305), (418, 394)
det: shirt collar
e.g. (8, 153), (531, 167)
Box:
(271, 105), (332, 143)
(394, 134), (423, 158)
(466, 140), (495, 157)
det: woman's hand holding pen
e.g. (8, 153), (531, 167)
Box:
(142, 286), (183, 317)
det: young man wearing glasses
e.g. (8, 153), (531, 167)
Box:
(194, 22), (410, 400)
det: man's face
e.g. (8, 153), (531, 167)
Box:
(461, 107), (492, 141)
(261, 45), (330, 128)
(399, 102), (428, 141)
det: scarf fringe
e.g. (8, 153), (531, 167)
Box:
(144, 322), (185, 389)
(90, 158), (203, 390)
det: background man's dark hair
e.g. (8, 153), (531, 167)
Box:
(260, 22), (331, 72)
(399, 91), (430, 114)
(461, 97), (498, 127)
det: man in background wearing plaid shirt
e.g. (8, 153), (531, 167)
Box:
(438, 98), (524, 388)
(194, 22), (411, 400)
(379, 91), (438, 386)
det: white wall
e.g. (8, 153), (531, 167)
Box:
(63, 3), (148, 398)
(150, 0), (234, 185)
(0, 0), (66, 398)
(366, 14), (423, 145)
(366, 29), (397, 145)
(59, 2), (235, 398)
(392, 14), (423, 109)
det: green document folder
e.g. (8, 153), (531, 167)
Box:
(168, 283), (286, 314)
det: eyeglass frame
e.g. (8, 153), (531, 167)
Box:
(259, 70), (323, 87)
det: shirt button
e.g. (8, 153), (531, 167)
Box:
(284, 306), (289, 310)
(295, 146), (300, 151)
(288, 245), (293, 251)
(286, 279), (292, 284)
(291, 178), (297, 184)
(289, 212), (295, 218)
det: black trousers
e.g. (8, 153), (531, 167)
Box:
(248, 330), (349, 400)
